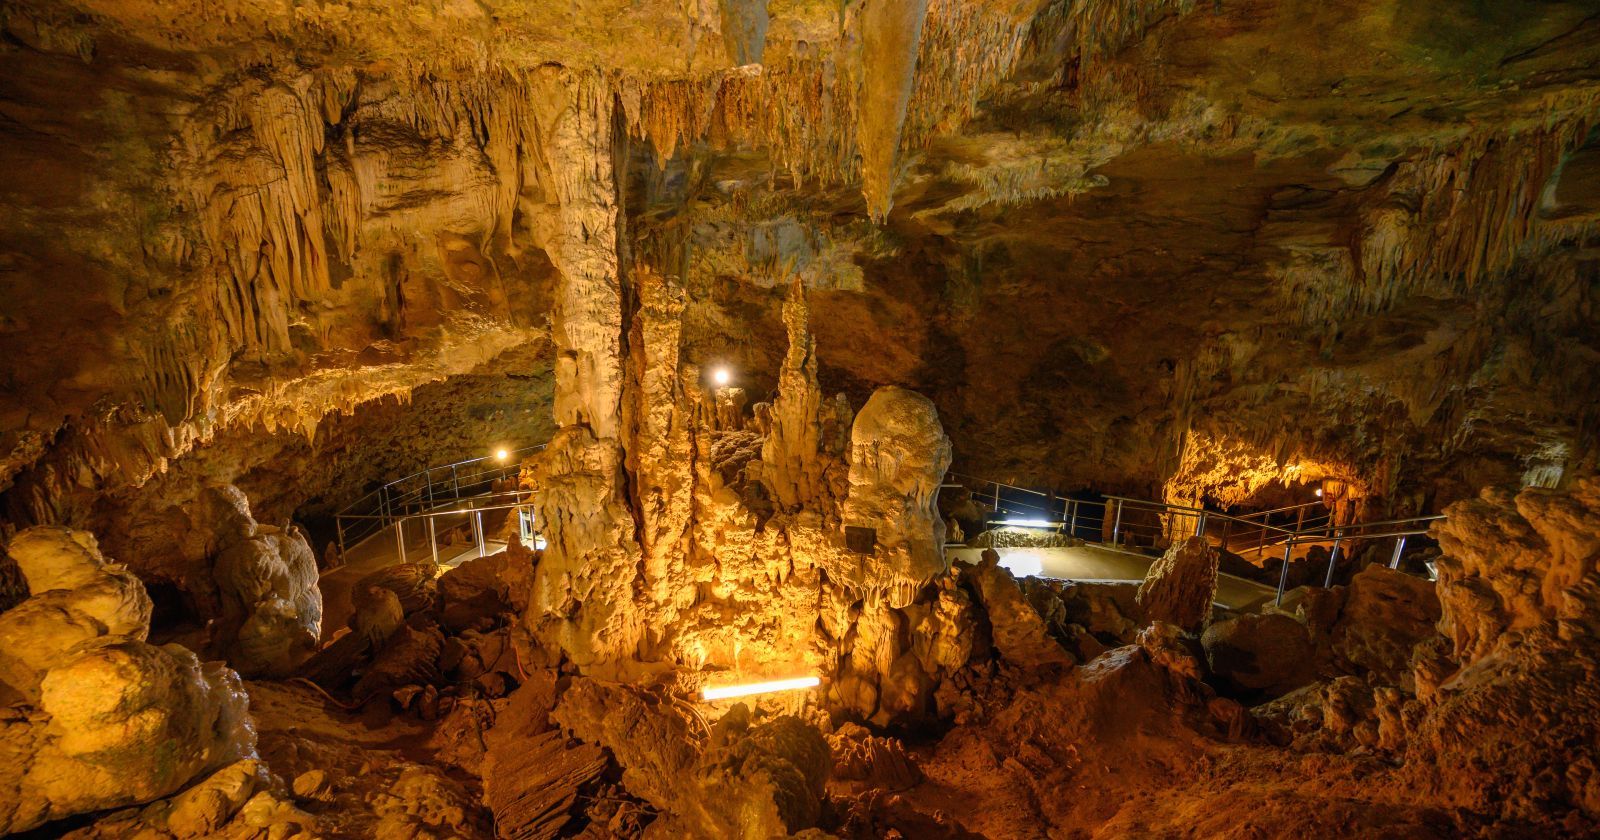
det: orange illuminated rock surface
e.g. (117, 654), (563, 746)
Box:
(2, 0), (1600, 837)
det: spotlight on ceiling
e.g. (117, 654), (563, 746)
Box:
(712, 366), (731, 387)
(700, 675), (820, 702)
(495, 448), (510, 462)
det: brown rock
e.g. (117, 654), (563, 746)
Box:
(1201, 612), (1316, 699)
(1136, 536), (1219, 633)
(968, 550), (1075, 669)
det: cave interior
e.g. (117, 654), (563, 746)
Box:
(3, 0), (1600, 838)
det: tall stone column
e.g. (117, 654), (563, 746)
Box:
(524, 75), (644, 673)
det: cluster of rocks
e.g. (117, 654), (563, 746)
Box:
(0, 527), (307, 838)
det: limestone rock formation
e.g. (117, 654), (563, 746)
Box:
(1201, 612), (1316, 699)
(967, 550), (1075, 669)
(842, 386), (953, 589)
(0, 529), (256, 835)
(554, 679), (831, 838)
(0, 527), (152, 700)
(1399, 480), (1600, 825)
(1327, 564), (1440, 681)
(209, 486), (322, 677)
(1432, 478), (1600, 665)
(1136, 536), (1218, 633)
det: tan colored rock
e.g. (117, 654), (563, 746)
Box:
(556, 680), (830, 838)
(0, 527), (152, 699)
(760, 281), (830, 511)
(0, 639), (257, 835)
(1136, 536), (1218, 633)
(211, 487), (322, 677)
(967, 550), (1074, 669)
(841, 386), (953, 593)
(166, 760), (265, 838)
(1433, 478), (1600, 665)
(5, 526), (110, 593)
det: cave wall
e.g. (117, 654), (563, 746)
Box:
(2, 0), (1599, 564)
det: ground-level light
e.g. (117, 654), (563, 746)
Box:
(712, 367), (731, 387)
(700, 675), (820, 702)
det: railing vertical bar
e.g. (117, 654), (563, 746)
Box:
(1275, 542), (1293, 606)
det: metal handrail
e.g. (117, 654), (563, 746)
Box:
(334, 444), (546, 557)
(1228, 499), (1326, 522)
(942, 471), (1446, 604)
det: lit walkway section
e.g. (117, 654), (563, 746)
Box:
(947, 543), (1278, 613)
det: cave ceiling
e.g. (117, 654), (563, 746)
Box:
(2, 0), (1600, 523)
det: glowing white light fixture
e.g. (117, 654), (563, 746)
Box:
(1315, 488), (1324, 498)
(700, 675), (820, 702)
(712, 367), (731, 387)
(998, 519), (1059, 528)
(495, 448), (510, 462)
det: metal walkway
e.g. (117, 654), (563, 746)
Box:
(330, 448), (1441, 610)
(941, 473), (1444, 606)
(333, 445), (546, 568)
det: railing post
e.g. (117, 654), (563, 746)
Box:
(336, 516), (347, 561)
(1220, 517), (1231, 551)
(425, 470), (434, 506)
(394, 518), (405, 565)
(992, 481), (1000, 513)
(429, 516), (439, 567)
(1295, 505), (1307, 533)
(1194, 511), (1207, 538)
(1275, 541), (1293, 606)
(1389, 535), (1407, 570)
(452, 464), (460, 497)
(1323, 539), (1343, 588)
(1257, 520), (1267, 554)
(1067, 501), (1078, 539)
(1111, 499), (1124, 545)
(474, 510), (487, 559)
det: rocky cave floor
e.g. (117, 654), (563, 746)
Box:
(6, 474), (1598, 840)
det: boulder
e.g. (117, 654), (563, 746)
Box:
(1136, 536), (1219, 633)
(0, 528), (153, 700)
(1329, 564), (1440, 680)
(1201, 612), (1316, 698)
(209, 487), (321, 677)
(0, 639), (256, 834)
(5, 526), (111, 593)
(840, 386), (954, 594)
(967, 550), (1075, 668)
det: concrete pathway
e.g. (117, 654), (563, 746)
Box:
(948, 543), (1278, 613)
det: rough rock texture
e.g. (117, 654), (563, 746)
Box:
(967, 550), (1075, 669)
(1327, 564), (1441, 681)
(0, 528), (256, 836)
(1399, 480), (1600, 826)
(0, 526), (153, 699)
(1136, 535), (1218, 633)
(842, 386), (953, 588)
(553, 678), (831, 837)
(1201, 612), (1316, 699)
(209, 485), (322, 676)
(1433, 477), (1600, 665)
(525, 264), (970, 722)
